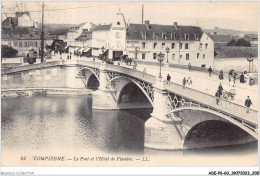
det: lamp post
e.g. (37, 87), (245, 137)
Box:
(101, 46), (105, 63)
(157, 52), (163, 78)
(247, 54), (253, 73)
(135, 47), (139, 66)
(165, 46), (170, 63)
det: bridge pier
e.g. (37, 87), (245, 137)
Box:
(145, 78), (184, 150)
(92, 63), (118, 110)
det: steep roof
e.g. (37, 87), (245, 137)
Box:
(92, 24), (112, 31)
(75, 29), (92, 41)
(2, 27), (54, 40)
(126, 23), (203, 41)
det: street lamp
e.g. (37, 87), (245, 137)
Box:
(157, 52), (164, 78)
(247, 54), (254, 73)
(135, 47), (139, 65)
(101, 46), (105, 63)
(165, 46), (170, 63)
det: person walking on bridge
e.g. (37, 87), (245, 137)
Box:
(245, 96), (252, 113)
(215, 90), (220, 105)
(218, 83), (223, 97)
(182, 77), (186, 88)
(208, 66), (213, 77)
(188, 63), (191, 72)
(166, 74), (171, 85)
(187, 77), (192, 86)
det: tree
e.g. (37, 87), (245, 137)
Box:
(227, 39), (251, 47)
(235, 39), (251, 47)
(227, 39), (236, 46)
(1, 45), (18, 58)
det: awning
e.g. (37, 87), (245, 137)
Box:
(82, 48), (91, 53)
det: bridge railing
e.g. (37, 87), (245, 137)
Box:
(104, 64), (156, 84)
(76, 60), (101, 69)
(165, 81), (258, 125)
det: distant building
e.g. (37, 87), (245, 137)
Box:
(90, 11), (214, 67)
(244, 34), (258, 46)
(207, 34), (239, 45)
(2, 11), (35, 28)
(2, 27), (55, 56)
(66, 22), (95, 46)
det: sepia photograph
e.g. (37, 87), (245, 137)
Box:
(1, 0), (259, 174)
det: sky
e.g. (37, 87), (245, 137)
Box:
(1, 1), (258, 32)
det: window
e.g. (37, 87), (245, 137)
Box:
(185, 43), (189, 49)
(142, 42), (146, 49)
(186, 53), (189, 60)
(29, 42), (33, 47)
(205, 43), (208, 49)
(171, 43), (175, 49)
(14, 41), (18, 47)
(184, 34), (189, 40)
(24, 42), (28, 47)
(35, 42), (37, 47)
(203, 54), (205, 59)
(153, 53), (157, 60)
(197, 53), (200, 59)
(180, 55), (182, 59)
(180, 43), (183, 49)
(153, 43), (157, 49)
(142, 53), (145, 59)
(19, 42), (22, 47)
(162, 43), (165, 49)
(199, 43), (202, 49)
(116, 32), (121, 38)
(162, 33), (167, 39)
(172, 33), (177, 39)
(172, 53), (175, 60)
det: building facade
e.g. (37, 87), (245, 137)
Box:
(2, 27), (54, 56)
(126, 21), (214, 68)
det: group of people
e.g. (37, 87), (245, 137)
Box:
(183, 77), (192, 87)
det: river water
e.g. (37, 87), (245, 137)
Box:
(1, 96), (258, 166)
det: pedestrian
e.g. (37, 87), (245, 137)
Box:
(215, 90), (220, 105)
(182, 77), (186, 88)
(233, 73), (237, 84)
(143, 68), (146, 77)
(69, 55), (72, 60)
(187, 77), (192, 86)
(208, 66), (212, 77)
(188, 63), (191, 72)
(228, 71), (232, 83)
(219, 70), (223, 80)
(67, 55), (69, 60)
(245, 96), (253, 113)
(166, 74), (171, 85)
(240, 73), (245, 83)
(218, 83), (223, 97)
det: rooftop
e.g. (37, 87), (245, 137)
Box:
(126, 23), (203, 40)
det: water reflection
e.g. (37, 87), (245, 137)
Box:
(1, 96), (257, 166)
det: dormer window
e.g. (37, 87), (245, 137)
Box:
(184, 34), (189, 40)
(171, 33), (176, 40)
(117, 21), (120, 25)
(194, 34), (199, 40)
(162, 33), (167, 39)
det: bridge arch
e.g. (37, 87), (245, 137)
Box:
(106, 75), (154, 106)
(165, 107), (257, 140)
(79, 67), (100, 82)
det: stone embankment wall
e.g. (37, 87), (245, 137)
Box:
(1, 64), (85, 89)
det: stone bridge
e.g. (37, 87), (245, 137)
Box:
(1, 60), (258, 149)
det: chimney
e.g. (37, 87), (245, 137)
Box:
(145, 20), (150, 29)
(173, 22), (178, 29)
